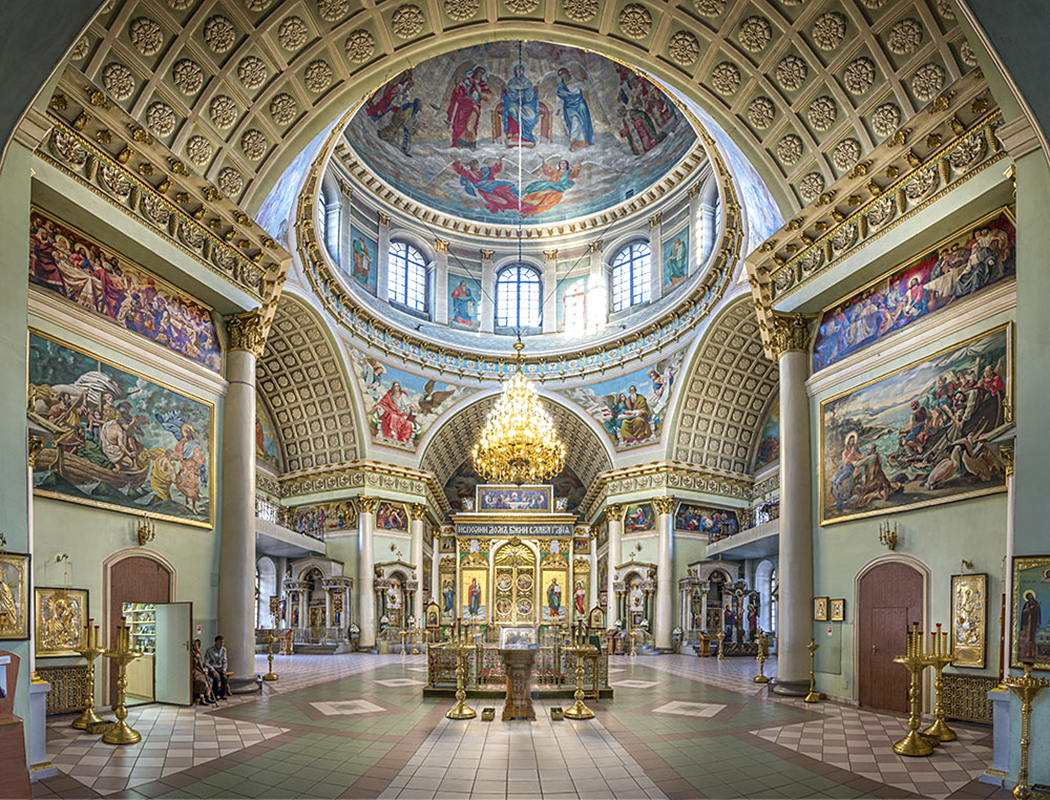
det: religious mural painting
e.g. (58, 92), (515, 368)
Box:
(753, 400), (779, 471)
(29, 210), (222, 372)
(662, 226), (689, 288)
(255, 395), (281, 471)
(541, 551), (569, 624)
(623, 503), (655, 534)
(289, 500), (356, 536)
(674, 503), (740, 537)
(347, 225), (378, 294)
(1011, 556), (1050, 671)
(460, 554), (489, 623)
(28, 332), (214, 527)
(477, 485), (551, 512)
(345, 41), (696, 226)
(349, 351), (473, 451)
(820, 325), (1010, 525)
(443, 460), (584, 512)
(813, 209), (1016, 373)
(447, 274), (482, 330)
(557, 275), (588, 332)
(375, 501), (409, 531)
(558, 347), (685, 450)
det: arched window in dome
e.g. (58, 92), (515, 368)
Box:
(610, 241), (651, 312)
(387, 240), (429, 313)
(318, 188), (341, 262)
(496, 265), (542, 330)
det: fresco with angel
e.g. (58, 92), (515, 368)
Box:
(345, 41), (696, 225)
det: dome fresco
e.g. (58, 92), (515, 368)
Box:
(343, 41), (698, 226)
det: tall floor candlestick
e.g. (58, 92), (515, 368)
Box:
(102, 620), (142, 745)
(72, 620), (104, 730)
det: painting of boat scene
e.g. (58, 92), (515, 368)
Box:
(820, 326), (1010, 525)
(28, 332), (213, 527)
(813, 211), (1015, 373)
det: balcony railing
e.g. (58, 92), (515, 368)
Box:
(255, 497), (327, 542)
(710, 500), (780, 543)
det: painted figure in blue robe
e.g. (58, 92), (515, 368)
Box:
(468, 578), (481, 616)
(501, 63), (540, 147)
(557, 67), (594, 151)
(442, 580), (455, 614)
(450, 279), (477, 325)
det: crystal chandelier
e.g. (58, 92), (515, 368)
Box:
(472, 344), (566, 484)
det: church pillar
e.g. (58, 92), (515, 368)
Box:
(999, 441), (1015, 682)
(217, 311), (265, 690)
(275, 557), (287, 627)
(542, 250), (558, 334)
(649, 213), (663, 298)
(480, 254), (495, 334)
(298, 589), (308, 634)
(688, 181), (702, 271)
(376, 213), (391, 301)
(770, 313), (814, 696)
(433, 239), (449, 325)
(587, 240), (607, 332)
(654, 496), (675, 650)
(605, 504), (623, 628)
(357, 496), (378, 649)
(410, 503), (426, 625)
(324, 582), (333, 631)
(589, 526), (598, 612)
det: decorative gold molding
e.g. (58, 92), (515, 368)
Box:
(480, 249), (495, 261)
(543, 249), (559, 262)
(434, 239), (449, 253)
(999, 442), (1014, 477)
(226, 310), (267, 357)
(358, 495), (379, 514)
(605, 503), (624, 520)
(409, 502), (428, 521)
(652, 496), (676, 515)
(648, 212), (663, 228)
(588, 240), (604, 253)
(768, 312), (811, 359)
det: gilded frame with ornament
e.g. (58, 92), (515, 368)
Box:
(830, 598), (845, 622)
(1011, 555), (1050, 671)
(0, 553), (31, 640)
(950, 573), (987, 669)
(814, 596), (829, 622)
(34, 586), (90, 658)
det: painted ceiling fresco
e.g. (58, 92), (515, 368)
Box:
(343, 41), (697, 226)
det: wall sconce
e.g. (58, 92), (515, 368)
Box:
(137, 515), (155, 547)
(878, 521), (899, 551)
(961, 559), (974, 571)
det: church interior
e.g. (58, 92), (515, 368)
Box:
(1, 1), (1048, 798)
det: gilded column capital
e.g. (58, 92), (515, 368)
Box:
(441, 524), (455, 537)
(434, 239), (449, 253)
(999, 442), (1014, 477)
(409, 503), (427, 521)
(358, 495), (379, 514)
(588, 240), (604, 253)
(688, 181), (702, 199)
(27, 433), (47, 468)
(605, 503), (624, 520)
(480, 249), (495, 262)
(544, 249), (559, 262)
(768, 312), (812, 360)
(648, 212), (663, 228)
(226, 310), (267, 357)
(653, 496), (676, 516)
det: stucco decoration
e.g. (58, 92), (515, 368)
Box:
(102, 63), (135, 101)
(209, 95), (238, 129)
(343, 41), (696, 226)
(270, 93), (299, 125)
(775, 55), (807, 91)
(776, 134), (802, 165)
(238, 55), (269, 89)
(344, 29), (374, 62)
(619, 4), (652, 39)
(172, 59), (203, 95)
(711, 62), (740, 95)
(844, 57), (875, 95)
(203, 15), (236, 53)
(807, 95), (837, 131)
(129, 17), (164, 56)
(912, 62), (946, 101)
(871, 102), (902, 137)
(186, 134), (214, 166)
(146, 102), (176, 136)
(799, 171), (825, 203)
(811, 11), (846, 50)
(562, 0), (597, 21)
(738, 15), (772, 52)
(448, 0), (482, 19)
(278, 16), (308, 50)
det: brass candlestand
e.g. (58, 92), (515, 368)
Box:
(72, 619), (104, 730)
(563, 622), (595, 720)
(446, 620), (476, 720)
(804, 640), (821, 703)
(412, 626), (421, 655)
(892, 622), (936, 757)
(1004, 663), (1049, 800)
(263, 630), (279, 681)
(102, 620), (142, 745)
(716, 631), (724, 661)
(922, 624), (955, 742)
(630, 630), (637, 657)
(753, 632), (770, 684)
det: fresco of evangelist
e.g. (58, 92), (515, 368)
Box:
(345, 41), (696, 226)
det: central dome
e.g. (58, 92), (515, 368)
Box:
(344, 41), (698, 226)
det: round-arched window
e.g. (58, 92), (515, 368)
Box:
(610, 241), (651, 312)
(387, 241), (428, 312)
(496, 264), (542, 329)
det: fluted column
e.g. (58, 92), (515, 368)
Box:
(770, 313), (814, 696)
(433, 239), (449, 324)
(217, 310), (266, 690)
(649, 213), (663, 297)
(542, 250), (558, 334)
(606, 504), (623, 628)
(999, 442), (1015, 682)
(589, 526), (598, 611)
(409, 503), (426, 625)
(654, 496), (675, 650)
(688, 181), (702, 272)
(376, 212), (391, 301)
(480, 252), (495, 333)
(587, 241), (607, 332)
(358, 495), (378, 649)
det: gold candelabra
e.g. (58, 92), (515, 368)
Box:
(804, 640), (821, 703)
(892, 622), (937, 757)
(922, 624), (956, 742)
(563, 622), (595, 720)
(716, 631), (724, 661)
(102, 619), (142, 745)
(630, 629), (637, 657)
(1003, 663), (1049, 800)
(71, 618), (104, 730)
(878, 521), (899, 551)
(753, 632), (770, 684)
(446, 618), (476, 720)
(263, 629), (279, 682)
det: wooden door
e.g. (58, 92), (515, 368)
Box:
(154, 603), (192, 706)
(109, 557), (171, 706)
(858, 562), (922, 713)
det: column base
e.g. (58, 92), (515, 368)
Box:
(771, 678), (811, 697)
(229, 676), (262, 695)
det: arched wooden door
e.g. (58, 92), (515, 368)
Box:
(109, 556), (172, 706)
(857, 562), (923, 713)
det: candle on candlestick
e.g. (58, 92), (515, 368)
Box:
(94, 625), (99, 648)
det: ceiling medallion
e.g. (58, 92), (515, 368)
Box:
(619, 4), (652, 39)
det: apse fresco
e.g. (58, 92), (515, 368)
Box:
(349, 351), (473, 451)
(813, 211), (1016, 373)
(345, 226), (378, 294)
(558, 347), (685, 450)
(663, 227), (689, 288)
(255, 396), (281, 471)
(29, 210), (222, 372)
(820, 325), (1009, 524)
(753, 400), (779, 471)
(448, 274), (482, 330)
(344, 41), (696, 226)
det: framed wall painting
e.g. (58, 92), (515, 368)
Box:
(1012, 555), (1050, 671)
(830, 598), (845, 622)
(0, 553), (30, 640)
(476, 484), (551, 512)
(34, 587), (89, 657)
(949, 573), (987, 669)
(819, 324), (1010, 525)
(814, 596), (829, 622)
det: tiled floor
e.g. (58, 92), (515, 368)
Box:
(30, 652), (1013, 800)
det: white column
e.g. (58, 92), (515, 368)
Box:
(433, 240), (449, 324)
(587, 241), (607, 332)
(432, 526), (447, 604)
(410, 503), (426, 625)
(649, 213), (663, 298)
(688, 181), (702, 271)
(376, 213), (391, 301)
(606, 504), (623, 628)
(480, 257), (495, 333)
(1000, 442), (1015, 682)
(358, 496), (378, 648)
(542, 252), (557, 334)
(771, 314), (814, 696)
(699, 202), (716, 266)
(324, 585), (333, 630)
(589, 528), (598, 611)
(217, 312), (264, 689)
(275, 557), (287, 628)
(654, 496), (675, 650)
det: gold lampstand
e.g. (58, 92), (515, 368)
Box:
(71, 619), (104, 730)
(753, 632), (770, 684)
(563, 622), (595, 721)
(263, 629), (279, 681)
(412, 626), (421, 655)
(102, 620), (142, 745)
(716, 631), (724, 661)
(804, 640), (821, 703)
(892, 622), (936, 757)
(1003, 663), (1050, 800)
(446, 619), (476, 720)
(922, 624), (956, 742)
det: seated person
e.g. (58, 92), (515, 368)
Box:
(192, 639), (217, 706)
(204, 635), (230, 699)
